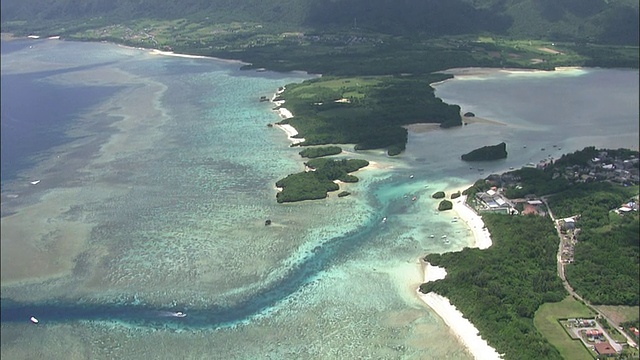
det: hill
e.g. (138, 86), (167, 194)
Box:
(2, 0), (638, 46)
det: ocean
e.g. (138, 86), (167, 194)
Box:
(1, 39), (638, 359)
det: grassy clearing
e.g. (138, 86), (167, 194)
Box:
(285, 77), (384, 100)
(596, 305), (640, 325)
(534, 296), (596, 360)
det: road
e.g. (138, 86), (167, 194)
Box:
(542, 198), (638, 349)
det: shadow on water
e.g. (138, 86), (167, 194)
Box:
(1, 203), (388, 330)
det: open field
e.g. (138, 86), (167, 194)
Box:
(534, 296), (596, 360)
(595, 305), (640, 325)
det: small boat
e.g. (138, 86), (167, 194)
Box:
(30, 180), (41, 185)
(382, 217), (387, 223)
(429, 234), (435, 238)
(30, 316), (39, 324)
(441, 235), (447, 239)
(409, 174), (414, 179)
(172, 311), (186, 318)
(411, 196), (417, 201)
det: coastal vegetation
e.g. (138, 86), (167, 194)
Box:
(277, 74), (461, 155)
(461, 142), (508, 161)
(2, 1), (639, 357)
(275, 158), (368, 203)
(420, 213), (567, 359)
(431, 191), (446, 199)
(298, 146), (342, 158)
(2, 2), (637, 158)
(423, 146), (639, 358)
(437, 200), (453, 211)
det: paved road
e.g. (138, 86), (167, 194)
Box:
(542, 198), (638, 349)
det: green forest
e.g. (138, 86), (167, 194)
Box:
(275, 158), (369, 202)
(461, 142), (508, 161)
(422, 147), (639, 358)
(277, 74), (461, 155)
(421, 214), (566, 359)
(547, 183), (639, 306)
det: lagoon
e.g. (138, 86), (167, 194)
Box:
(1, 39), (638, 359)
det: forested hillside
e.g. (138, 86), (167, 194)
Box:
(2, 0), (638, 45)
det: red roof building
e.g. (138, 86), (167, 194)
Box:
(594, 342), (617, 356)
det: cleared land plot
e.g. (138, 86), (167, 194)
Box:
(595, 305), (640, 325)
(534, 296), (597, 360)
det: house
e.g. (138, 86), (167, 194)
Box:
(586, 329), (604, 341)
(594, 342), (617, 357)
(579, 319), (596, 327)
(561, 217), (576, 230)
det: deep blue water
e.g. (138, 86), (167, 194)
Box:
(1, 41), (122, 184)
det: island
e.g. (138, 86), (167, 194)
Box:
(2, 1), (639, 359)
(461, 142), (507, 161)
(275, 158), (369, 203)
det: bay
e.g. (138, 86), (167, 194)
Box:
(1, 39), (638, 359)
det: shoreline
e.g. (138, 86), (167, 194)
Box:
(435, 66), (585, 77)
(271, 87), (305, 145)
(417, 260), (502, 359)
(416, 287), (503, 360)
(415, 185), (500, 358)
(451, 193), (492, 250)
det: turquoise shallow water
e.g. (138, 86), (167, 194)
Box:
(1, 40), (638, 359)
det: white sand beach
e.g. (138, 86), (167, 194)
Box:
(271, 92), (304, 144)
(415, 190), (501, 359)
(275, 124), (305, 145)
(147, 49), (249, 66)
(452, 195), (492, 249)
(417, 290), (503, 360)
(418, 261), (502, 359)
(277, 108), (294, 119)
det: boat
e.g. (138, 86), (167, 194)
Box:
(441, 235), (447, 239)
(172, 311), (186, 318)
(30, 316), (39, 324)
(382, 217), (387, 223)
(409, 174), (414, 179)
(411, 196), (417, 201)
(429, 234), (435, 238)
(30, 180), (41, 185)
